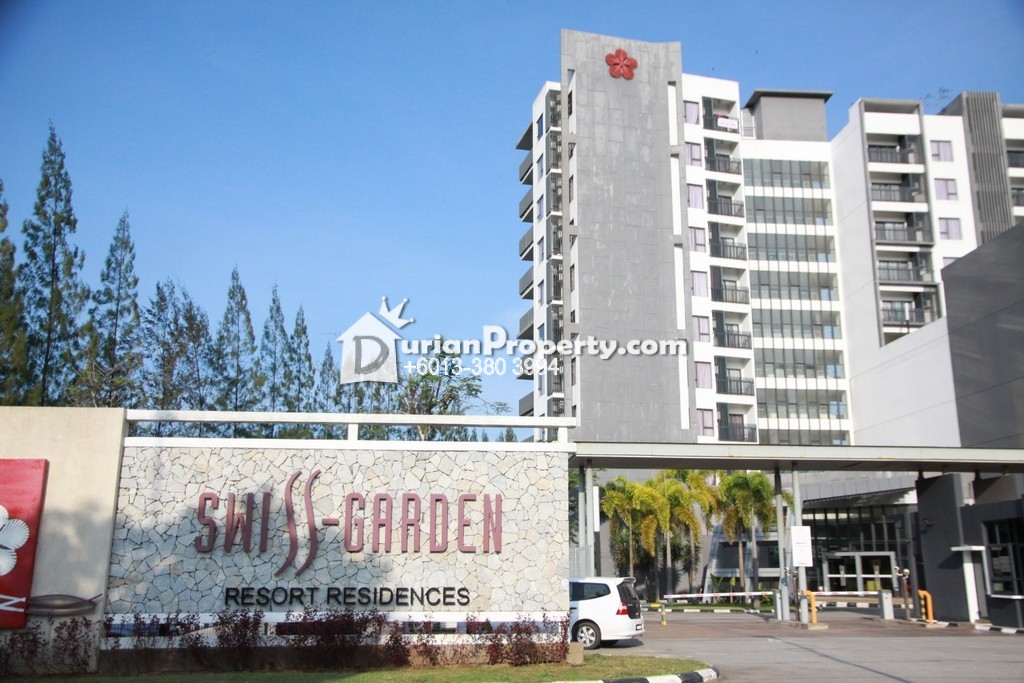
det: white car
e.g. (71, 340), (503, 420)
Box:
(569, 576), (645, 649)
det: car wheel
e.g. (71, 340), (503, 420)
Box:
(573, 620), (601, 650)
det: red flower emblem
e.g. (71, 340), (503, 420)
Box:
(605, 49), (638, 80)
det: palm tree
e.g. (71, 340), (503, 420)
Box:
(667, 470), (719, 591)
(718, 471), (777, 596)
(601, 476), (640, 577)
(634, 478), (671, 598)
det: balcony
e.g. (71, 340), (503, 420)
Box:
(519, 268), (534, 299)
(871, 186), (921, 202)
(515, 359), (534, 380)
(518, 309), (534, 340)
(718, 424), (758, 443)
(710, 241), (748, 260)
(867, 146), (916, 164)
(877, 265), (932, 283)
(1012, 188), (1024, 207)
(704, 115), (739, 133)
(711, 287), (750, 304)
(706, 157), (742, 174)
(518, 392), (534, 416)
(707, 199), (745, 218)
(874, 223), (930, 243)
(518, 189), (533, 223)
(547, 397), (565, 417)
(519, 152), (533, 184)
(1008, 151), (1024, 168)
(519, 227), (534, 260)
(716, 376), (755, 396)
(714, 331), (752, 349)
(882, 307), (935, 325)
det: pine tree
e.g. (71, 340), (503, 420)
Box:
(0, 179), (30, 403)
(71, 212), (142, 406)
(210, 268), (259, 433)
(19, 124), (89, 405)
(312, 341), (340, 438)
(140, 279), (183, 434)
(177, 288), (213, 430)
(257, 286), (287, 421)
(283, 306), (314, 413)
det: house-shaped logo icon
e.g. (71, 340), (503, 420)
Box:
(337, 297), (414, 385)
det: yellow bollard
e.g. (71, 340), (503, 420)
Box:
(917, 589), (934, 624)
(802, 590), (817, 625)
(660, 601), (667, 626)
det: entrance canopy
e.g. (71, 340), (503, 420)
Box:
(570, 442), (1024, 473)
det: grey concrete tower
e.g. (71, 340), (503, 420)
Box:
(560, 30), (693, 442)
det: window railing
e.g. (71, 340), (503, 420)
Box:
(871, 186), (920, 202)
(868, 147), (915, 163)
(707, 199), (745, 217)
(718, 424), (758, 443)
(1007, 151), (1024, 168)
(874, 224), (928, 242)
(711, 287), (750, 304)
(706, 157), (742, 174)
(709, 241), (748, 260)
(716, 377), (755, 396)
(881, 307), (934, 325)
(704, 115), (739, 132)
(1012, 189), (1024, 207)
(878, 265), (931, 282)
(714, 331), (752, 349)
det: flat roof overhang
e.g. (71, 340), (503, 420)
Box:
(570, 442), (1024, 474)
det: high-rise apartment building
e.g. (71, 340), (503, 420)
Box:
(516, 30), (1023, 451)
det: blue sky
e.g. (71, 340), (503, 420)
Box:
(1, 0), (1022, 412)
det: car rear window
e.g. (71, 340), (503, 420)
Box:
(570, 582), (611, 601)
(617, 581), (639, 602)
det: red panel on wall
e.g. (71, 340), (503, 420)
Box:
(0, 460), (49, 629)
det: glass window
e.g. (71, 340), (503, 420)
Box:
(693, 316), (710, 342)
(536, 113), (543, 139)
(696, 362), (713, 389)
(688, 184), (705, 209)
(935, 178), (958, 200)
(930, 140), (953, 162)
(686, 142), (703, 167)
(696, 408), (715, 436)
(986, 519), (1024, 595)
(683, 100), (700, 124)
(692, 271), (708, 297)
(689, 227), (707, 253)
(939, 217), (962, 239)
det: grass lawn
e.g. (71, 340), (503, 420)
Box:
(4, 654), (708, 683)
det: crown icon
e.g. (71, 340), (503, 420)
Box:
(379, 296), (414, 329)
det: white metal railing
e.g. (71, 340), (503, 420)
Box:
(124, 410), (576, 448)
(662, 591), (772, 602)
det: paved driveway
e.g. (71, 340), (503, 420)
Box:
(600, 611), (1024, 682)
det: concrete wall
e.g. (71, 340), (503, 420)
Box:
(0, 407), (125, 607)
(751, 95), (828, 142)
(944, 223), (1024, 448)
(562, 30), (691, 442)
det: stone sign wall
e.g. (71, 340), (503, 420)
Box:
(107, 446), (569, 616)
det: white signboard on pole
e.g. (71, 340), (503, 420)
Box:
(791, 525), (813, 567)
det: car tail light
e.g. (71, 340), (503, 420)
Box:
(616, 602), (629, 616)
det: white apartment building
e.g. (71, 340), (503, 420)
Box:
(517, 30), (1023, 453)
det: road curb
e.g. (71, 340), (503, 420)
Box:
(551, 666), (721, 683)
(973, 623), (1024, 635)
